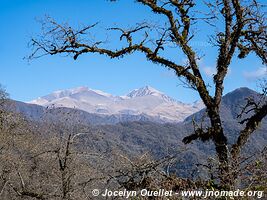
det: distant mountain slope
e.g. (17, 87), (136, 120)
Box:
(29, 86), (204, 122)
(184, 87), (265, 122)
(184, 87), (267, 147)
(5, 100), (170, 125)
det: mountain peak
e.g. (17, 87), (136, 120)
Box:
(51, 86), (89, 96)
(228, 87), (254, 94)
(65, 86), (89, 93)
(127, 86), (162, 98)
(30, 86), (113, 104)
(58, 86), (112, 97)
(41, 86), (89, 101)
(223, 87), (258, 103)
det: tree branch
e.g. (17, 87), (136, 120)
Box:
(231, 102), (267, 159)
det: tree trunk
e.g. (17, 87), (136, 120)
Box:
(207, 107), (232, 188)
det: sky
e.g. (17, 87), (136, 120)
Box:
(0, 0), (266, 103)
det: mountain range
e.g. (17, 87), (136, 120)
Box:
(3, 87), (266, 178)
(29, 86), (204, 123)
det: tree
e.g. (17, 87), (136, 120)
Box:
(0, 109), (106, 200)
(29, 0), (267, 188)
(0, 85), (8, 115)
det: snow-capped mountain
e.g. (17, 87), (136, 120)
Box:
(29, 86), (204, 122)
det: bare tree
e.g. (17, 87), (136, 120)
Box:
(0, 111), (105, 200)
(29, 0), (267, 188)
(0, 85), (8, 128)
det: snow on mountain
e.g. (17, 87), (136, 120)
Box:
(127, 86), (162, 97)
(127, 86), (178, 103)
(29, 86), (204, 122)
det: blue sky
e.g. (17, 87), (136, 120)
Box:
(0, 0), (266, 103)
